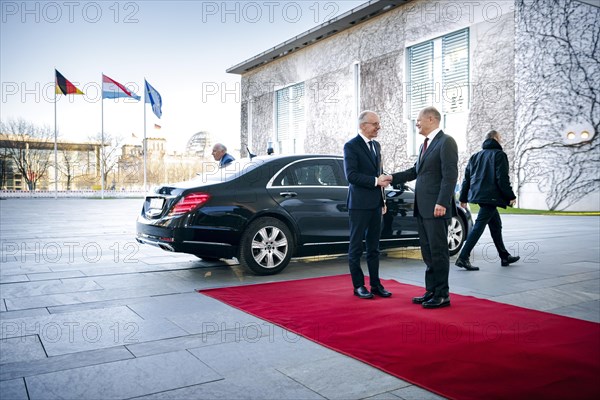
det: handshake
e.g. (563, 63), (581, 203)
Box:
(377, 174), (393, 187)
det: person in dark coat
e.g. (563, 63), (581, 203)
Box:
(455, 130), (519, 271)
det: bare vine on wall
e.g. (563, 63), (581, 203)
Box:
(466, 13), (515, 175)
(515, 0), (599, 210)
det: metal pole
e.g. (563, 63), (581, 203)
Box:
(54, 72), (58, 199)
(143, 79), (147, 192)
(101, 73), (105, 199)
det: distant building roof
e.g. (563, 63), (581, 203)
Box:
(0, 134), (103, 151)
(186, 131), (211, 155)
(227, 0), (411, 75)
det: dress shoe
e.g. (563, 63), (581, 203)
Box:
(353, 286), (373, 299)
(501, 255), (520, 267)
(371, 285), (392, 297)
(455, 258), (479, 271)
(412, 291), (434, 304)
(422, 296), (451, 309)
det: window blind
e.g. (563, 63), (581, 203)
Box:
(442, 28), (469, 114)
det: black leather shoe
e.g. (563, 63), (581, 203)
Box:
(353, 286), (374, 299)
(422, 296), (451, 309)
(371, 285), (392, 297)
(455, 258), (479, 271)
(501, 255), (520, 267)
(412, 291), (434, 304)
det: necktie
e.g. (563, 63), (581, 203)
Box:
(420, 138), (429, 160)
(368, 141), (377, 161)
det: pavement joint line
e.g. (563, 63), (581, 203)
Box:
(1, 201), (599, 399)
(125, 305), (145, 321)
(0, 266), (214, 284)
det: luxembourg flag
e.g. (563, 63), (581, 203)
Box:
(102, 74), (140, 100)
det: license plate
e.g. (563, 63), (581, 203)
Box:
(149, 198), (164, 210)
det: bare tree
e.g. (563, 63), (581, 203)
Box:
(515, 0), (600, 210)
(118, 147), (143, 189)
(88, 132), (125, 188)
(467, 13), (516, 167)
(0, 119), (53, 190)
(57, 148), (86, 190)
(166, 158), (206, 184)
(145, 139), (167, 186)
(0, 148), (11, 189)
(147, 161), (165, 186)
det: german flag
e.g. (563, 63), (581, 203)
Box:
(55, 69), (84, 95)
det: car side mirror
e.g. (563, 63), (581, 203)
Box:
(386, 185), (405, 197)
(392, 183), (407, 192)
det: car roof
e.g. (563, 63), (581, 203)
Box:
(168, 154), (343, 190)
(246, 154), (342, 163)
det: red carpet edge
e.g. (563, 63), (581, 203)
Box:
(197, 274), (600, 400)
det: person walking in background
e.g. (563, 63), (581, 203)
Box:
(455, 130), (519, 271)
(390, 106), (458, 309)
(343, 110), (393, 299)
(212, 143), (235, 167)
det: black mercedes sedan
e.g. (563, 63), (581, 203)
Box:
(136, 155), (472, 275)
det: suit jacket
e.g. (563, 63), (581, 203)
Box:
(343, 135), (384, 210)
(392, 131), (458, 219)
(219, 153), (235, 167)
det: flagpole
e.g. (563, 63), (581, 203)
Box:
(143, 79), (147, 192)
(101, 73), (105, 199)
(54, 69), (58, 199)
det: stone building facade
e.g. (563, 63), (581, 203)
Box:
(230, 0), (599, 211)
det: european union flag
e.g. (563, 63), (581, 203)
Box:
(145, 79), (162, 119)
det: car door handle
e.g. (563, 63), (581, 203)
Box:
(279, 191), (298, 198)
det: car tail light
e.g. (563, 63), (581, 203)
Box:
(169, 193), (211, 216)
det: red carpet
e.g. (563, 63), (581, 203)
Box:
(198, 275), (600, 400)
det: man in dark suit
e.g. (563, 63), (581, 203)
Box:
(455, 130), (519, 270)
(391, 107), (458, 309)
(343, 111), (393, 299)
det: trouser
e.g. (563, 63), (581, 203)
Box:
(459, 204), (509, 260)
(417, 216), (450, 297)
(348, 208), (382, 288)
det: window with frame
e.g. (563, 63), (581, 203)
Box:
(275, 83), (305, 155)
(272, 161), (342, 187)
(407, 28), (470, 154)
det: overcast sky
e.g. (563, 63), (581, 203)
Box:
(1, 0), (365, 154)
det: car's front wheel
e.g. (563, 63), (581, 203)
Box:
(448, 216), (466, 256)
(240, 217), (294, 275)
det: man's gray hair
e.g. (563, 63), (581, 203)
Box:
(214, 143), (227, 152)
(358, 110), (377, 124)
(421, 106), (441, 121)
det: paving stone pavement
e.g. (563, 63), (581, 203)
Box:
(0, 198), (598, 399)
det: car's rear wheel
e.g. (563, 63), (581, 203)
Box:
(240, 217), (293, 275)
(448, 216), (466, 256)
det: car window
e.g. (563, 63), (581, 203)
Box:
(192, 158), (266, 184)
(273, 161), (343, 187)
(278, 170), (296, 186)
